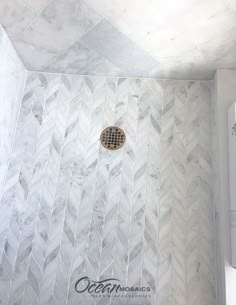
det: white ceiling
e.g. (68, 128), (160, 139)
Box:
(1, 0), (236, 79)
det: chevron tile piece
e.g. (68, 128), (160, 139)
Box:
(0, 74), (216, 305)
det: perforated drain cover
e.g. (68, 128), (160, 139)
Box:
(100, 126), (126, 150)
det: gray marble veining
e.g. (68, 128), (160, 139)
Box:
(12, 0), (103, 70)
(0, 0), (36, 39)
(19, 0), (51, 14)
(81, 19), (159, 77)
(0, 25), (27, 238)
(44, 41), (122, 76)
(0, 70), (216, 305)
(1, 0), (236, 78)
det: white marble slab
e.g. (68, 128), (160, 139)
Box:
(1, 0), (236, 78)
(81, 19), (159, 76)
(19, 0), (51, 13)
(12, 0), (103, 70)
(87, 0), (226, 58)
(44, 41), (122, 76)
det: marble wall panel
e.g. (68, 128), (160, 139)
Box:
(0, 25), (27, 222)
(0, 71), (216, 305)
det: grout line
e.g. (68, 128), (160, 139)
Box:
(41, 18), (105, 71)
(41, 48), (72, 71)
(17, 15), (39, 39)
(13, 0), (215, 81)
(76, 15), (104, 39)
(84, 0), (161, 64)
(16, 0), (38, 14)
(79, 39), (122, 71)
(0, 25), (28, 70)
(79, 14), (161, 76)
(16, 0), (54, 39)
(27, 69), (214, 81)
(42, 39), (123, 77)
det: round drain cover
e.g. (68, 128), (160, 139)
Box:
(100, 126), (126, 150)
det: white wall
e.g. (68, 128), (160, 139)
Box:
(214, 69), (236, 305)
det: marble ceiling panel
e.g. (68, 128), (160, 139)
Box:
(44, 41), (122, 76)
(11, 0), (102, 70)
(81, 19), (159, 77)
(1, 0), (236, 79)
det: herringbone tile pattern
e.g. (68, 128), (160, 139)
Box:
(0, 27), (26, 240)
(0, 74), (216, 305)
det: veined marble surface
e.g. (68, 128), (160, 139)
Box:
(0, 25), (27, 230)
(1, 0), (236, 78)
(19, 0), (51, 14)
(0, 25), (25, 75)
(0, 71), (216, 305)
(80, 19), (159, 76)
(0, 0), (36, 39)
(12, 0), (103, 70)
(44, 41), (122, 76)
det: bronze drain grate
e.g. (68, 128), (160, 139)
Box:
(100, 126), (126, 150)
